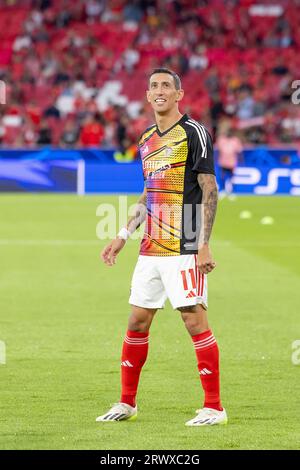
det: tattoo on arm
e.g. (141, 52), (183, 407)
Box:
(197, 174), (218, 244)
(126, 188), (147, 234)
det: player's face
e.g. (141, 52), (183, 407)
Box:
(147, 73), (184, 113)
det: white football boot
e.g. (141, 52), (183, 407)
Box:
(96, 402), (137, 422)
(185, 407), (228, 426)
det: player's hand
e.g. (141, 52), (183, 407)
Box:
(197, 244), (216, 274)
(101, 238), (126, 266)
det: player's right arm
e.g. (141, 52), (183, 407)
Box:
(101, 186), (147, 266)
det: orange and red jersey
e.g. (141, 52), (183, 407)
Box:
(139, 114), (215, 256)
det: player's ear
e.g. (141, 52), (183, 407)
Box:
(176, 89), (184, 102)
(146, 90), (151, 103)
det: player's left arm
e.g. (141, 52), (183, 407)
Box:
(197, 173), (218, 274)
(187, 123), (218, 274)
(190, 125), (218, 274)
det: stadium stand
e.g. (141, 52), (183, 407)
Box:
(0, 0), (299, 150)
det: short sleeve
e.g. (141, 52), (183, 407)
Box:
(188, 125), (215, 175)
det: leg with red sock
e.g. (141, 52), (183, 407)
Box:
(185, 328), (228, 426)
(120, 329), (149, 407)
(96, 329), (149, 422)
(192, 329), (222, 410)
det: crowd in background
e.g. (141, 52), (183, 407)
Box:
(0, 0), (300, 152)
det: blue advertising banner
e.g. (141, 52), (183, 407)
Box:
(217, 146), (300, 195)
(85, 162), (144, 194)
(0, 147), (299, 194)
(0, 159), (78, 192)
(231, 166), (300, 195)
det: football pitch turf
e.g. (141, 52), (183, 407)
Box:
(0, 194), (299, 450)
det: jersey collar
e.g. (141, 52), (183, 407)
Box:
(156, 114), (188, 137)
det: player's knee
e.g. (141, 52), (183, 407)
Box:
(128, 312), (152, 332)
(180, 307), (209, 334)
(182, 315), (200, 332)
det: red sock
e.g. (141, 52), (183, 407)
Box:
(192, 329), (222, 411)
(120, 330), (149, 407)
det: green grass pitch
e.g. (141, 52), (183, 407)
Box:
(0, 194), (299, 450)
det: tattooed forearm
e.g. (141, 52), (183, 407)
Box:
(197, 174), (218, 245)
(126, 187), (147, 234)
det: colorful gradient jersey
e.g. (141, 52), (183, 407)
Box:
(139, 114), (215, 256)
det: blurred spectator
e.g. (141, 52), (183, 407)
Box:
(60, 120), (80, 147)
(80, 114), (104, 147)
(114, 139), (137, 163)
(122, 48), (140, 73)
(236, 88), (255, 120)
(13, 32), (32, 52)
(205, 67), (220, 95)
(217, 128), (243, 196)
(44, 105), (60, 119)
(37, 119), (52, 145)
(123, 1), (143, 24)
(272, 57), (289, 76)
(189, 45), (208, 71)
(210, 93), (225, 137)
(85, 0), (105, 23)
(116, 113), (130, 152)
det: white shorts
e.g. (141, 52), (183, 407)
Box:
(129, 255), (208, 310)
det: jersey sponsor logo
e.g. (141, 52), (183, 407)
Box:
(143, 160), (169, 170)
(148, 163), (171, 179)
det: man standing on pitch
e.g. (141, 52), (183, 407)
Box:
(97, 68), (227, 426)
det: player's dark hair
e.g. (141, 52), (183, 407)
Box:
(149, 68), (181, 90)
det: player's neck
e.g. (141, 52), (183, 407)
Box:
(155, 110), (183, 134)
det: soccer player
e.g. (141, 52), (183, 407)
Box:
(96, 68), (227, 426)
(217, 127), (243, 197)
